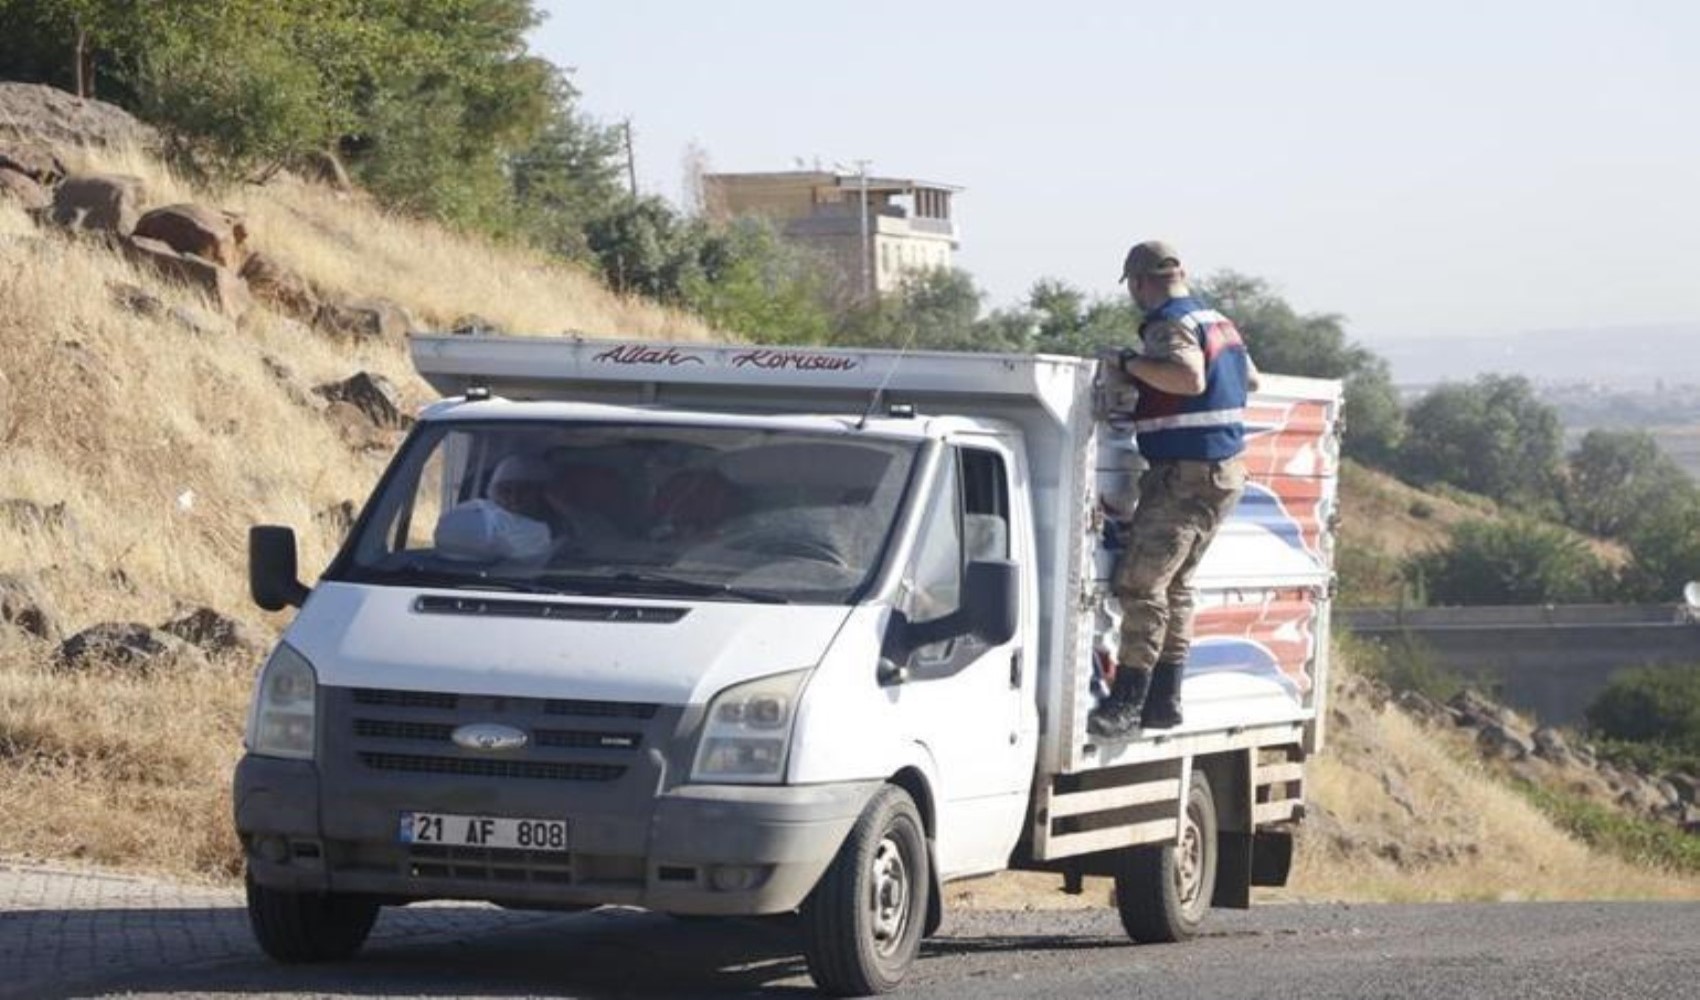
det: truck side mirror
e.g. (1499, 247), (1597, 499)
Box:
(250, 525), (309, 611)
(964, 559), (1019, 646)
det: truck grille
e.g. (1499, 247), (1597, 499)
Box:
(359, 752), (624, 782)
(405, 844), (574, 884)
(353, 718), (643, 751)
(353, 688), (459, 710)
(330, 687), (668, 788)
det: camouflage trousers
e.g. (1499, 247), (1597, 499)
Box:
(1113, 457), (1247, 672)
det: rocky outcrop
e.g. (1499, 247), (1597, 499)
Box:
(133, 204), (248, 269)
(0, 83), (157, 149)
(1404, 685), (1700, 833)
(124, 235), (252, 320)
(0, 573), (61, 641)
(0, 167), (50, 211)
(0, 141), (67, 185)
(239, 252), (317, 321)
(160, 607), (267, 658)
(50, 173), (146, 235)
(313, 372), (410, 430)
(54, 622), (190, 672)
(315, 296), (413, 340)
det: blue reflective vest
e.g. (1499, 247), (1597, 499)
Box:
(1130, 295), (1250, 462)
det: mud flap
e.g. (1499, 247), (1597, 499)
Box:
(1250, 830), (1294, 887)
(1212, 831), (1252, 909)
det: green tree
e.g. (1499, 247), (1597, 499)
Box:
(1563, 429), (1696, 539)
(836, 269), (1009, 351)
(1397, 375), (1564, 508)
(1023, 279), (1138, 356)
(1410, 517), (1607, 605)
(682, 218), (834, 344)
(583, 195), (711, 301)
(509, 77), (629, 260)
(1616, 490), (1700, 602)
(1197, 272), (1405, 466)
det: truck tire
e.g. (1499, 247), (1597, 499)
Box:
(1114, 770), (1218, 943)
(801, 785), (930, 996)
(245, 869), (379, 963)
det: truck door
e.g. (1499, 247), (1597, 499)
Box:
(894, 440), (1033, 877)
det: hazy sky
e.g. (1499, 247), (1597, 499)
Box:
(531, 1), (1700, 344)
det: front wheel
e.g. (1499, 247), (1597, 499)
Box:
(245, 869), (379, 962)
(801, 785), (930, 996)
(1114, 770), (1218, 943)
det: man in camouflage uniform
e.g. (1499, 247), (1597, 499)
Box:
(1089, 240), (1259, 738)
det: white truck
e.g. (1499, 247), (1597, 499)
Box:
(237, 335), (1340, 996)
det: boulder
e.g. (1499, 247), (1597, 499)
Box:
(1393, 689), (1445, 726)
(313, 372), (410, 430)
(160, 607), (268, 657)
(0, 83), (157, 149)
(1531, 727), (1571, 764)
(0, 498), (77, 534)
(0, 141), (67, 184)
(124, 235), (252, 320)
(451, 314), (503, 336)
(0, 573), (61, 641)
(133, 204), (248, 269)
(1667, 772), (1699, 804)
(1448, 689), (1509, 730)
(314, 296), (413, 340)
(1476, 721), (1534, 761)
(240, 251), (318, 320)
(50, 173), (145, 235)
(54, 622), (189, 672)
(0, 167), (50, 211)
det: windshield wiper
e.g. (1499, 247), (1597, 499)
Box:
(534, 571), (791, 605)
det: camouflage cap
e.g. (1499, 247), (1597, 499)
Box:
(1119, 240), (1183, 282)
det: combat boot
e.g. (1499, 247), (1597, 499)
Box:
(1088, 666), (1151, 739)
(1140, 660), (1185, 730)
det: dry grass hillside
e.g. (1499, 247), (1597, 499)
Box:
(0, 143), (706, 877)
(1, 137), (1693, 906)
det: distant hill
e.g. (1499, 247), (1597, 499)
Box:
(1379, 323), (1700, 390)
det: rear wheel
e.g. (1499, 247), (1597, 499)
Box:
(801, 785), (930, 996)
(1114, 770), (1217, 943)
(245, 869), (379, 963)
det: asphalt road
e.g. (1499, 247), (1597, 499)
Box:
(7, 865), (1699, 1000)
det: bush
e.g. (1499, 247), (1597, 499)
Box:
(1586, 665), (1700, 753)
(1514, 780), (1700, 874)
(1335, 540), (1409, 607)
(1410, 517), (1608, 605)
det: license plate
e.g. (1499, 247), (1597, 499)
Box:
(399, 811), (570, 852)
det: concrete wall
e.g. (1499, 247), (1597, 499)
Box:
(1342, 605), (1700, 724)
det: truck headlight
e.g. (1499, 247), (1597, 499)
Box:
(691, 670), (809, 784)
(245, 643), (318, 760)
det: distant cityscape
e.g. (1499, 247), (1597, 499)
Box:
(1379, 323), (1700, 479)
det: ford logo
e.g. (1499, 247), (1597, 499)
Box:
(451, 723), (529, 752)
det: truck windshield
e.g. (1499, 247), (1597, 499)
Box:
(333, 421), (921, 605)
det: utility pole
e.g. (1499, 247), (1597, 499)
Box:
(854, 159), (872, 302)
(623, 120), (638, 196)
